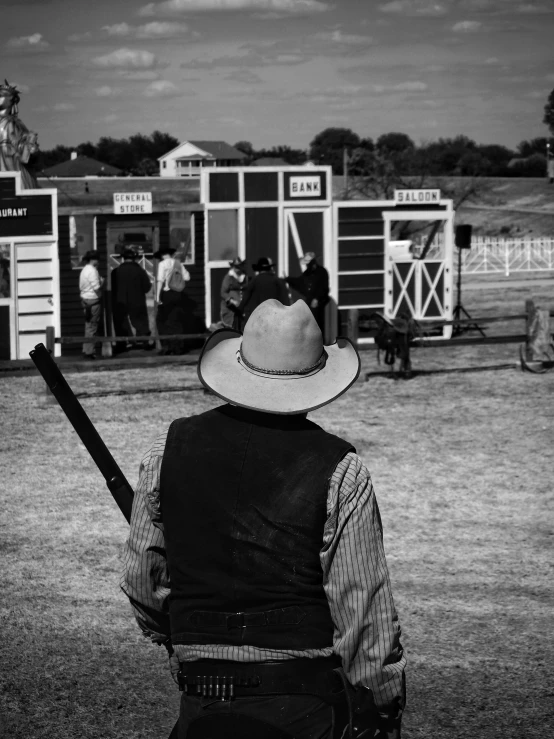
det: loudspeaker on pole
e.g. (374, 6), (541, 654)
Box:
(455, 224), (472, 249)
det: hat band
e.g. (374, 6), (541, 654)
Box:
(238, 347), (327, 377)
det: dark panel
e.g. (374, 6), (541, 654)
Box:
(393, 204), (447, 213)
(422, 270), (444, 318)
(337, 207), (384, 221)
(338, 238), (384, 255)
(339, 273), (384, 290)
(209, 173), (239, 203)
(183, 211), (207, 333)
(293, 211), (324, 258)
(0, 178), (16, 197)
(338, 220), (383, 238)
(245, 207), (278, 272)
(339, 254), (384, 272)
(0, 305), (10, 359)
(244, 172), (279, 202)
(283, 171), (327, 201)
(210, 267), (229, 325)
(338, 287), (385, 307)
(0, 194), (54, 238)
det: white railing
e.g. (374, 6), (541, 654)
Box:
(424, 237), (554, 275)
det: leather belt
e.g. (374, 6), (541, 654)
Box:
(185, 606), (305, 630)
(177, 656), (343, 702)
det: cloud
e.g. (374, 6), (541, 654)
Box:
(92, 47), (164, 69)
(53, 103), (76, 111)
(315, 30), (370, 44)
(143, 80), (181, 97)
(6, 33), (49, 49)
(452, 20), (482, 31)
(379, 0), (450, 16)
(95, 85), (122, 97)
(373, 81), (428, 92)
(138, 0), (330, 17)
(224, 69), (263, 84)
(68, 31), (92, 42)
(103, 21), (189, 38)
(117, 70), (161, 80)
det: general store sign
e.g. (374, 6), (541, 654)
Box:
(289, 176), (321, 197)
(394, 189), (441, 205)
(113, 192), (152, 214)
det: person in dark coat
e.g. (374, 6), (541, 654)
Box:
(237, 257), (289, 329)
(220, 257), (248, 328)
(111, 246), (153, 353)
(286, 252), (330, 334)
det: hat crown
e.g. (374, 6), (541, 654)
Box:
(242, 300), (322, 372)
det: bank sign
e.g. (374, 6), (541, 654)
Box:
(283, 171), (327, 201)
(113, 192), (153, 214)
(394, 189), (441, 205)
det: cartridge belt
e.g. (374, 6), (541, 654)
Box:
(177, 656), (343, 702)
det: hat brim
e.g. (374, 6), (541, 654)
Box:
(197, 329), (360, 415)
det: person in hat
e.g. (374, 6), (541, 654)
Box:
(154, 245), (191, 355)
(236, 256), (289, 328)
(122, 299), (406, 739)
(79, 250), (104, 359)
(111, 245), (153, 354)
(286, 252), (330, 335)
(220, 257), (248, 329)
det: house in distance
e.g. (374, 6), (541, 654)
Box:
(158, 140), (246, 177)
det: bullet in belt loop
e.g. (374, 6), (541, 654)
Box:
(222, 676), (228, 701)
(202, 676), (207, 697)
(229, 676), (234, 700)
(215, 676), (220, 698)
(196, 677), (201, 696)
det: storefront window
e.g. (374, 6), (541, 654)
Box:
(107, 221), (159, 258)
(70, 216), (96, 269)
(389, 219), (446, 260)
(208, 210), (238, 262)
(0, 243), (10, 298)
(169, 211), (194, 264)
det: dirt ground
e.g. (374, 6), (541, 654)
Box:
(1, 277), (553, 739)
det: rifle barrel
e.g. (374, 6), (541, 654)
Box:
(29, 343), (134, 523)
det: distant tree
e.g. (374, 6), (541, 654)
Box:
(309, 127), (360, 174)
(376, 132), (414, 156)
(359, 137), (374, 152)
(234, 141), (254, 156)
(76, 141), (97, 159)
(543, 88), (554, 135)
(132, 158), (159, 176)
(475, 144), (515, 176)
(508, 153), (547, 177)
(30, 145), (73, 173)
(517, 137), (548, 158)
(253, 145), (307, 165)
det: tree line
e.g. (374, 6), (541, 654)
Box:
(32, 87), (554, 179)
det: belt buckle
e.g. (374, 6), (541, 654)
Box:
(226, 611), (245, 629)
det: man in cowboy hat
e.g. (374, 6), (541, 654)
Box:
(111, 245), (153, 353)
(122, 300), (406, 738)
(220, 257), (248, 329)
(235, 256), (290, 327)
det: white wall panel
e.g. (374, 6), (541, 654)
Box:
(18, 332), (46, 358)
(18, 313), (54, 331)
(17, 243), (55, 260)
(16, 261), (54, 279)
(18, 296), (53, 313)
(17, 279), (54, 296)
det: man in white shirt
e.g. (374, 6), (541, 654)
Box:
(79, 250), (104, 359)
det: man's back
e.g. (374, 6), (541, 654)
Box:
(240, 272), (289, 320)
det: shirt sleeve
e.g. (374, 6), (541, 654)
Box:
(181, 264), (191, 282)
(321, 452), (406, 714)
(120, 431), (171, 644)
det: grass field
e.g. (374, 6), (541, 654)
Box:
(1, 276), (553, 739)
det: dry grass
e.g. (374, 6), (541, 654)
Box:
(1, 277), (554, 738)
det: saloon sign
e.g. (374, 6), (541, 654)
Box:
(113, 192), (152, 214)
(394, 189), (441, 204)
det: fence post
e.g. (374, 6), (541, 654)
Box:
(346, 309), (359, 350)
(505, 241), (510, 277)
(46, 325), (55, 354)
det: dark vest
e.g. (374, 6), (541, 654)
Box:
(160, 404), (354, 650)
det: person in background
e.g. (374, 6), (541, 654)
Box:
(111, 245), (154, 354)
(220, 257), (248, 330)
(286, 252), (330, 335)
(154, 246), (191, 355)
(121, 298), (406, 739)
(237, 257), (289, 328)
(79, 250), (104, 360)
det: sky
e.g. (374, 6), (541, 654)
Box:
(1, 0), (553, 152)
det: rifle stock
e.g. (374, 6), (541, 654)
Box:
(29, 343), (134, 523)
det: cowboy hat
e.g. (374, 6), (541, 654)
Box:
(81, 250), (100, 263)
(229, 257), (246, 269)
(119, 245), (139, 259)
(198, 299), (360, 414)
(252, 256), (273, 272)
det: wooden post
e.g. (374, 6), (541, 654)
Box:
(522, 298), (553, 369)
(346, 308), (359, 349)
(45, 325), (55, 354)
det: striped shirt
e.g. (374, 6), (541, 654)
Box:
(121, 431), (406, 713)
